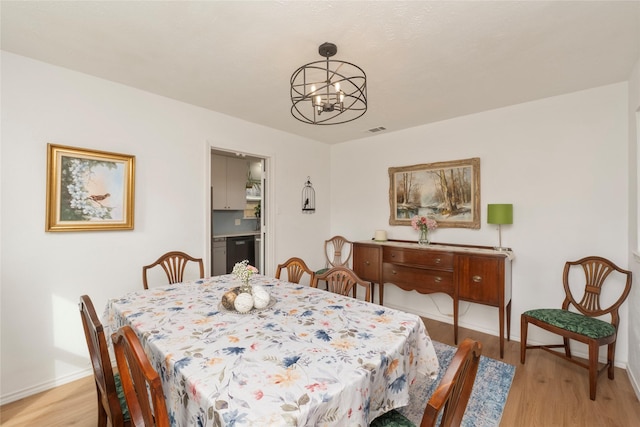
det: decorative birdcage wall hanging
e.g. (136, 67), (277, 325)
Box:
(301, 177), (316, 214)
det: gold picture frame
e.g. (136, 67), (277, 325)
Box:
(46, 144), (135, 231)
(389, 157), (480, 229)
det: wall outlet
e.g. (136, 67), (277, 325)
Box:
(235, 219), (241, 226)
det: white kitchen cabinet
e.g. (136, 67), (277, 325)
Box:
(212, 154), (246, 210)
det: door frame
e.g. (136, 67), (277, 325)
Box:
(204, 141), (275, 277)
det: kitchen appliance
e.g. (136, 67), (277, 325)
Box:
(226, 235), (256, 273)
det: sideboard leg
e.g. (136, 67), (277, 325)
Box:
(453, 295), (459, 345)
(507, 299), (512, 341)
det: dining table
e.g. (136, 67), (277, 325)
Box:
(103, 274), (439, 426)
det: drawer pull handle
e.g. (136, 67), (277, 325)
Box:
(434, 258), (441, 264)
(472, 275), (482, 283)
(434, 277), (442, 283)
(365, 261), (370, 266)
(391, 270), (397, 275)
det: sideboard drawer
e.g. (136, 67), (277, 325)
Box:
(382, 263), (454, 294)
(383, 247), (454, 270)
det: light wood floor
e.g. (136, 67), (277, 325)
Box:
(1, 318), (639, 426)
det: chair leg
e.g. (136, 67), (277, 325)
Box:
(97, 399), (107, 427)
(563, 337), (572, 358)
(608, 342), (616, 380)
(588, 342), (598, 400)
(520, 315), (528, 364)
(94, 382), (108, 427)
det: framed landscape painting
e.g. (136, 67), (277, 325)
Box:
(389, 157), (480, 229)
(46, 144), (135, 231)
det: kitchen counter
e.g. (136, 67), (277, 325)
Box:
(213, 231), (260, 238)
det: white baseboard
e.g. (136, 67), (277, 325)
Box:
(0, 368), (93, 406)
(627, 363), (640, 401)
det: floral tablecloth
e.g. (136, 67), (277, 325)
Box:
(103, 274), (439, 426)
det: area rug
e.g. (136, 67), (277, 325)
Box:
(399, 341), (515, 427)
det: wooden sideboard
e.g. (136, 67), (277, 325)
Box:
(353, 240), (513, 358)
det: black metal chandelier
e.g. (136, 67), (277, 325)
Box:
(290, 42), (367, 125)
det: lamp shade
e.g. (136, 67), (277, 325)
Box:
(487, 204), (513, 225)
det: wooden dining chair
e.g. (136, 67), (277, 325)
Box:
(142, 251), (204, 289)
(370, 338), (482, 427)
(315, 235), (353, 276)
(521, 256), (632, 400)
(312, 266), (372, 302)
(78, 295), (131, 427)
(112, 325), (170, 427)
(275, 257), (315, 284)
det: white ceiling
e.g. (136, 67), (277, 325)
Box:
(2, 1), (639, 145)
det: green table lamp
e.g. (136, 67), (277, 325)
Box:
(487, 204), (513, 251)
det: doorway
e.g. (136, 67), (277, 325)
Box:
(209, 148), (269, 276)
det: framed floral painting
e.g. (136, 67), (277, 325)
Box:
(46, 144), (135, 231)
(388, 157), (480, 229)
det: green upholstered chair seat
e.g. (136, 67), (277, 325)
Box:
(113, 372), (131, 421)
(524, 309), (615, 339)
(315, 267), (329, 275)
(370, 409), (414, 427)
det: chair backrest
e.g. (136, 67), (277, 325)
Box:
(275, 257), (315, 284)
(312, 266), (371, 302)
(79, 295), (127, 426)
(112, 325), (170, 427)
(562, 256), (633, 329)
(323, 236), (352, 269)
(421, 338), (482, 427)
(142, 251), (204, 289)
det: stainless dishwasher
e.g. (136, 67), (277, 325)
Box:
(226, 235), (256, 273)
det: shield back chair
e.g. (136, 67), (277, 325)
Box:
(316, 235), (353, 276)
(521, 256), (632, 400)
(370, 338), (482, 427)
(315, 236), (373, 299)
(112, 325), (170, 427)
(79, 295), (130, 427)
(312, 266), (372, 303)
(275, 257), (315, 285)
(142, 251), (204, 289)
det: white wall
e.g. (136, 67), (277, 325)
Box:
(0, 52), (331, 403)
(2, 50), (638, 403)
(626, 56), (640, 397)
(331, 83), (632, 364)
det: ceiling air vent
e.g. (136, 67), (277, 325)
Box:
(367, 126), (387, 133)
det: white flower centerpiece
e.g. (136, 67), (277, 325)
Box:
(232, 259), (258, 294)
(221, 260), (271, 314)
